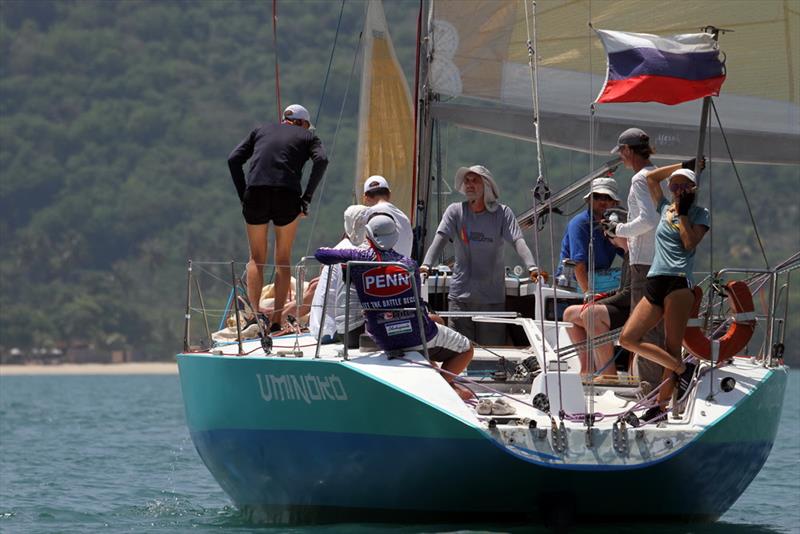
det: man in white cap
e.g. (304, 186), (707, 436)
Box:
(557, 177), (624, 293)
(362, 175), (413, 257)
(602, 128), (698, 388)
(315, 214), (475, 400)
(228, 104), (328, 334)
(420, 165), (540, 345)
(309, 204), (370, 348)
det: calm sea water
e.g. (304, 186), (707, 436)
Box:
(0, 370), (797, 534)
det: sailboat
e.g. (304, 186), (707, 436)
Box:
(176, 0), (799, 525)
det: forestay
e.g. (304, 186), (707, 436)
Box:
(427, 0), (800, 164)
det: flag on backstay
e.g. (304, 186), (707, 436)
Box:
(594, 29), (726, 105)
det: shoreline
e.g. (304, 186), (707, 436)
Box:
(0, 362), (178, 376)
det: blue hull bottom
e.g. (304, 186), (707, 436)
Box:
(191, 427), (774, 524)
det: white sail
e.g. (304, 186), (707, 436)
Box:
(428, 0), (800, 164)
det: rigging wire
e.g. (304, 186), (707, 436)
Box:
(585, 1), (597, 424)
(710, 99), (770, 269)
(314, 0), (347, 126)
(304, 5), (367, 257)
(272, 0), (282, 121)
(523, 0), (550, 405)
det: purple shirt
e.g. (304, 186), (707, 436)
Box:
(314, 246), (438, 351)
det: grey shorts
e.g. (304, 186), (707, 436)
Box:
(411, 324), (471, 362)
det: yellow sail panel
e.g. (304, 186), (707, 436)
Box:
(355, 0), (416, 221)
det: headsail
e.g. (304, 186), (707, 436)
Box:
(355, 0), (416, 218)
(428, 0), (800, 164)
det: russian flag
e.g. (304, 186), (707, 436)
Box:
(594, 29), (726, 105)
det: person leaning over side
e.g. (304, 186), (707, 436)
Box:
(227, 104), (328, 333)
(309, 204), (370, 348)
(420, 165), (542, 346)
(619, 165), (709, 423)
(315, 215), (475, 400)
(557, 177), (624, 293)
(362, 175), (413, 258)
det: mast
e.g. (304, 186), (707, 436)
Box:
(693, 26), (722, 180)
(413, 0), (434, 261)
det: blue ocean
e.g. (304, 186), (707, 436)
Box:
(1, 370), (798, 533)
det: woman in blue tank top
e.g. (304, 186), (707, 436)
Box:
(619, 161), (709, 423)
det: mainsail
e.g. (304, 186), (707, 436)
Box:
(355, 0), (416, 219)
(427, 0), (800, 164)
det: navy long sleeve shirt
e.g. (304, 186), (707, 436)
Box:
(227, 122), (328, 202)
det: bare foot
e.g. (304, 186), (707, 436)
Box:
(451, 381), (476, 401)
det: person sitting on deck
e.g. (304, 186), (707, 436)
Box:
(420, 165), (542, 346)
(362, 175), (413, 257)
(315, 214), (475, 400)
(309, 204), (370, 348)
(563, 237), (631, 379)
(557, 177), (625, 293)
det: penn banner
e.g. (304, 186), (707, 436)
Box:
(594, 29), (726, 105)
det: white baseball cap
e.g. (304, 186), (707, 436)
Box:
(365, 214), (399, 251)
(363, 175), (390, 194)
(669, 168), (697, 184)
(283, 104), (312, 127)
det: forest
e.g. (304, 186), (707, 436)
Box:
(1, 0), (798, 362)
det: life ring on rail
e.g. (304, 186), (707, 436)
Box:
(682, 281), (756, 363)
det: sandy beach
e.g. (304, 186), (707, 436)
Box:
(0, 362), (178, 376)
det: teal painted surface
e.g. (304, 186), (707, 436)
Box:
(0, 371), (796, 531)
(177, 354), (482, 440)
(698, 367), (787, 445)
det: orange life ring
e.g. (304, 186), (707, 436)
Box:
(683, 281), (756, 363)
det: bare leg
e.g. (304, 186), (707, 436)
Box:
(442, 345), (475, 400)
(656, 288), (696, 404)
(620, 299), (680, 373)
(580, 305), (615, 377)
(563, 305), (588, 375)
(271, 217), (300, 326)
(245, 223), (269, 317)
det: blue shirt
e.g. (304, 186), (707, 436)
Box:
(648, 198), (710, 285)
(558, 209), (622, 274)
(314, 245), (438, 351)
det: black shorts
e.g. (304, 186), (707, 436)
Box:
(242, 186), (301, 226)
(644, 275), (689, 308)
(603, 303), (630, 330)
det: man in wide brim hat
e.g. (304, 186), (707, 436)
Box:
(421, 165), (541, 345)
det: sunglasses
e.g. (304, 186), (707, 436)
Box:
(592, 194), (615, 202)
(669, 183), (694, 194)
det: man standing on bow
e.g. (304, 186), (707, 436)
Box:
(228, 104), (328, 333)
(420, 165), (540, 346)
(362, 175), (413, 257)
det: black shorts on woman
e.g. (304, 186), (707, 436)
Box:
(644, 275), (689, 308)
(242, 186), (301, 226)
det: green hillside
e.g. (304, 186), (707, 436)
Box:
(1, 0), (798, 362)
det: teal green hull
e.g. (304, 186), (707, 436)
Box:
(177, 354), (787, 524)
